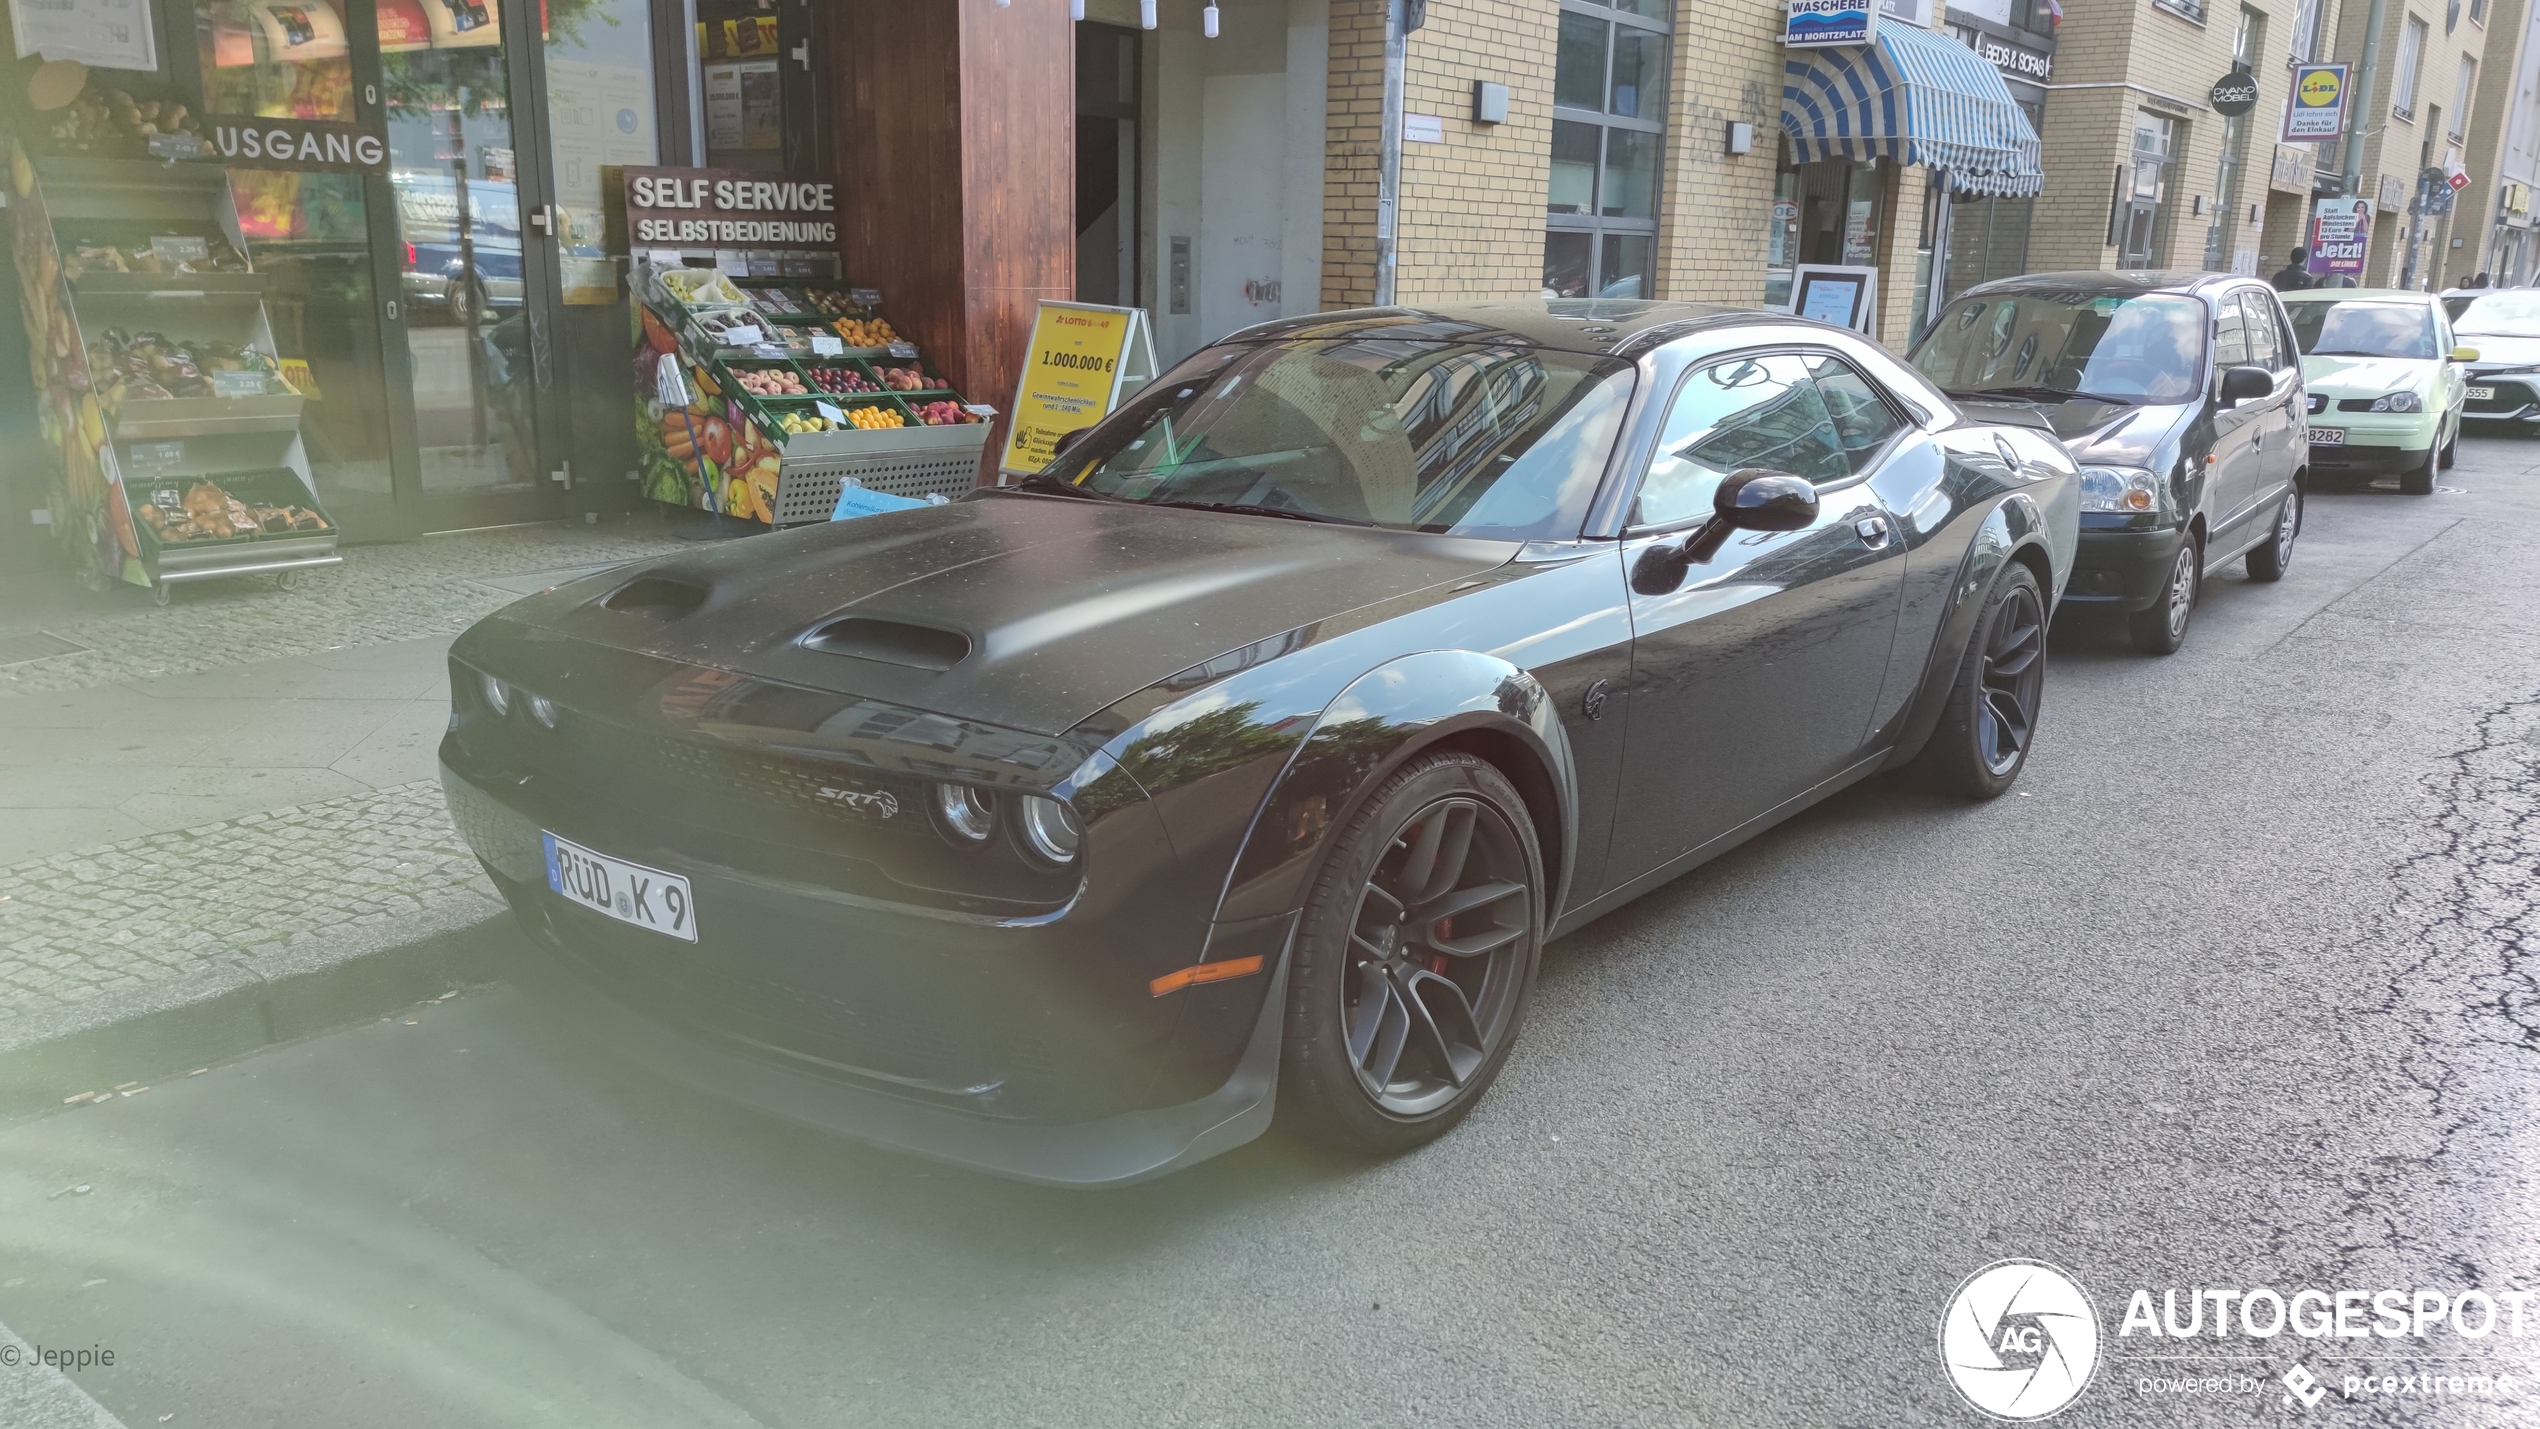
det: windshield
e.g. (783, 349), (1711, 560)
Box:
(1045, 339), (1636, 540)
(2452, 290), (2540, 335)
(1910, 291), (2207, 402)
(2287, 300), (2440, 359)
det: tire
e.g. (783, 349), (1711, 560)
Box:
(2438, 420), (2457, 469)
(2400, 444), (2436, 495)
(1911, 562), (2046, 799)
(2245, 486), (2299, 583)
(1277, 751), (1544, 1156)
(2129, 535), (2200, 655)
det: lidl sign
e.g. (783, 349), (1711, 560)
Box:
(2283, 62), (2349, 143)
(1785, 0), (1875, 47)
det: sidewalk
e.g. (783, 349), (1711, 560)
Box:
(0, 516), (700, 1064)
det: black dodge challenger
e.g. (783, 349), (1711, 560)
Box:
(440, 301), (2078, 1186)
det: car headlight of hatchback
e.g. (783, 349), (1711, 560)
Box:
(2368, 391), (2424, 413)
(2079, 465), (2164, 514)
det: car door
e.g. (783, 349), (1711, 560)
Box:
(2205, 293), (2267, 553)
(2236, 289), (2301, 514)
(1608, 349), (1907, 882)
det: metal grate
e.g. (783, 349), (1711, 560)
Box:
(0, 632), (87, 667)
(773, 455), (981, 526)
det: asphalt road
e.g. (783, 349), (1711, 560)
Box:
(3, 442), (2538, 1429)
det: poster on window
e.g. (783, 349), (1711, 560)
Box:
(10, 0), (157, 70)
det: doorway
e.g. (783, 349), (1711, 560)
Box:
(1076, 23), (1139, 308)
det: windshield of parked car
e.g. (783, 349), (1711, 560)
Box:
(1910, 291), (2206, 403)
(2286, 300), (2440, 359)
(1042, 340), (1636, 540)
(2451, 290), (2540, 335)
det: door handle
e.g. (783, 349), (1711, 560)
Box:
(1854, 516), (1892, 551)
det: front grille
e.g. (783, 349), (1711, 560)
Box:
(2335, 397), (2393, 412)
(2466, 379), (2532, 411)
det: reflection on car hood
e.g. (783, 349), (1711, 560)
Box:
(2033, 398), (2187, 468)
(2458, 333), (2540, 370)
(494, 495), (1518, 737)
(2301, 354), (2434, 394)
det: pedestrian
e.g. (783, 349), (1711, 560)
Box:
(2271, 246), (2314, 291)
(2475, 270), (2492, 287)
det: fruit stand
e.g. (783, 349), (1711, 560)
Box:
(8, 136), (340, 602)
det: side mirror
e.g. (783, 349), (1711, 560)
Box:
(1051, 426), (1094, 458)
(2453, 345), (2481, 362)
(2219, 365), (2274, 406)
(1713, 468), (1821, 531)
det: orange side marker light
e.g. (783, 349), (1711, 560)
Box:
(1148, 955), (1265, 997)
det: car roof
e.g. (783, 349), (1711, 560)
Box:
(1220, 299), (1844, 359)
(2279, 287), (2437, 302)
(1954, 270), (2265, 301)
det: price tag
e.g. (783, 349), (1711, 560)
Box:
(965, 404), (997, 417)
(722, 323), (763, 346)
(128, 441), (185, 469)
(816, 400), (844, 424)
(809, 333), (843, 356)
(146, 132), (208, 161)
(149, 235), (210, 264)
(715, 250), (749, 276)
(647, 248), (682, 265)
(211, 369), (268, 398)
(745, 252), (779, 277)
(850, 287), (882, 308)
(885, 341), (919, 360)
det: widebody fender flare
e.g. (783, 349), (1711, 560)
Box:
(1883, 492), (2057, 768)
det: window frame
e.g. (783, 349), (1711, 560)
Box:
(1622, 343), (1907, 535)
(2451, 55), (2475, 138)
(1546, 0), (1673, 301)
(2394, 16), (2428, 118)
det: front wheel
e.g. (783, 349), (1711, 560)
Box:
(2245, 486), (2299, 582)
(2129, 537), (2200, 655)
(1278, 752), (1543, 1156)
(2438, 420), (2457, 469)
(2400, 444), (2437, 495)
(1912, 562), (2045, 799)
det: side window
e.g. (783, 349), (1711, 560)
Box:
(2238, 293), (2283, 369)
(1631, 353), (1847, 527)
(1804, 354), (1906, 473)
(2214, 299), (2250, 369)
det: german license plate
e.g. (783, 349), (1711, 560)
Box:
(2467, 385), (2496, 400)
(2307, 427), (2345, 445)
(543, 831), (696, 941)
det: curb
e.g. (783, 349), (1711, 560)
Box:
(0, 906), (519, 1118)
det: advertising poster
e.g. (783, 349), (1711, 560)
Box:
(2283, 63), (2348, 143)
(2308, 197), (2371, 278)
(1000, 302), (1155, 476)
(9, 0), (156, 70)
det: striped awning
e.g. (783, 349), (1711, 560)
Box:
(1781, 23), (2044, 198)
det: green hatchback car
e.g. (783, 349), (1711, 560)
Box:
(2280, 289), (2472, 494)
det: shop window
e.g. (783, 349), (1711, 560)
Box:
(1542, 0), (1669, 299)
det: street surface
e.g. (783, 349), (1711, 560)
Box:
(2, 443), (2537, 1427)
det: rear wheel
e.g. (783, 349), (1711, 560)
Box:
(2129, 537), (2200, 655)
(1278, 753), (1543, 1156)
(2245, 486), (2299, 582)
(1913, 563), (2045, 799)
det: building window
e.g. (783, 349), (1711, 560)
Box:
(2154, 0), (2207, 24)
(2452, 57), (2475, 135)
(2118, 110), (2179, 269)
(2289, 0), (2326, 59)
(2394, 16), (2427, 116)
(2471, 0), (2487, 24)
(1543, 0), (1670, 298)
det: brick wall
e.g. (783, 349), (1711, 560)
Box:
(1395, 0), (1563, 300)
(1658, 0), (1791, 308)
(1325, 0), (1388, 306)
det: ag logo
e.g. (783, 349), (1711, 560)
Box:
(1939, 1260), (2100, 1419)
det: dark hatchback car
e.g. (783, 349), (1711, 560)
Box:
(440, 301), (2077, 1186)
(1910, 272), (2307, 654)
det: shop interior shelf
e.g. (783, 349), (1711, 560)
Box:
(131, 466), (337, 584)
(110, 392), (306, 439)
(70, 271), (265, 298)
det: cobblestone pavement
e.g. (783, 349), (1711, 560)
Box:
(0, 518), (706, 1053)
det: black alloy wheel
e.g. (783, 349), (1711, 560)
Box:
(2400, 443), (2437, 495)
(2129, 537), (2200, 655)
(1913, 562), (2045, 799)
(2246, 486), (2299, 582)
(1279, 752), (1542, 1153)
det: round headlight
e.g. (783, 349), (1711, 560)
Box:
(931, 782), (998, 843)
(479, 671), (511, 716)
(1015, 796), (1082, 865)
(2369, 391), (2424, 413)
(525, 693), (558, 728)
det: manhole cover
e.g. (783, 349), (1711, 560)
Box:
(0, 632), (88, 667)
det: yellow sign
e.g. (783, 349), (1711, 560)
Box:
(277, 358), (319, 399)
(2298, 69), (2340, 106)
(999, 301), (1155, 476)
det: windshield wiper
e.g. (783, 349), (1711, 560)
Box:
(1011, 472), (1120, 500)
(1153, 499), (1375, 527)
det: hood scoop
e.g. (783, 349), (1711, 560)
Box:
(604, 576), (709, 621)
(801, 616), (971, 672)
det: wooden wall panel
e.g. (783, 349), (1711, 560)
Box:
(957, 0), (1075, 447)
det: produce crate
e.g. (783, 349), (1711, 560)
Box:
(865, 359), (956, 396)
(769, 419), (991, 525)
(715, 356), (813, 402)
(129, 468), (340, 586)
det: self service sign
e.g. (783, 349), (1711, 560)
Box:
(614, 166), (840, 249)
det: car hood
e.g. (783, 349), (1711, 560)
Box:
(2301, 353), (2434, 395)
(2458, 332), (2540, 370)
(495, 494), (1518, 737)
(2033, 398), (2189, 468)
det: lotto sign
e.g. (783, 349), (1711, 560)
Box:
(2307, 198), (2371, 278)
(2283, 63), (2349, 142)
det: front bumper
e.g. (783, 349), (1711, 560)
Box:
(2060, 522), (2188, 612)
(2461, 373), (2540, 425)
(440, 756), (1294, 1187)
(2306, 442), (2429, 478)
